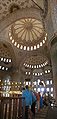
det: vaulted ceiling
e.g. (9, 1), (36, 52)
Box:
(0, 0), (52, 81)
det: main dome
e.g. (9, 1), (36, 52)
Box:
(13, 18), (44, 42)
(9, 18), (47, 51)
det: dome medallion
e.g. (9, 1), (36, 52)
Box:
(9, 18), (47, 51)
(14, 18), (44, 42)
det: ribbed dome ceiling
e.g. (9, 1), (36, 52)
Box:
(24, 55), (48, 65)
(0, 0), (49, 74)
(13, 18), (44, 42)
(9, 18), (45, 46)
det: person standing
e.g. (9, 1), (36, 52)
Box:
(40, 95), (43, 109)
(22, 85), (32, 119)
(31, 91), (37, 116)
(37, 92), (40, 111)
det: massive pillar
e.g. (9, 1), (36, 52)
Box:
(51, 41), (57, 100)
(45, 0), (57, 100)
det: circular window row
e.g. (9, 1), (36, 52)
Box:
(24, 61), (48, 69)
(9, 28), (47, 51)
(0, 66), (9, 71)
(25, 69), (51, 76)
(0, 57), (12, 63)
(25, 72), (43, 76)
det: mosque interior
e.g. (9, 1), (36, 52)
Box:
(0, 0), (57, 102)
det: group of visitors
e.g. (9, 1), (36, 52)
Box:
(22, 85), (54, 119)
(22, 85), (43, 119)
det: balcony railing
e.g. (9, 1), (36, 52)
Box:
(0, 96), (25, 119)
